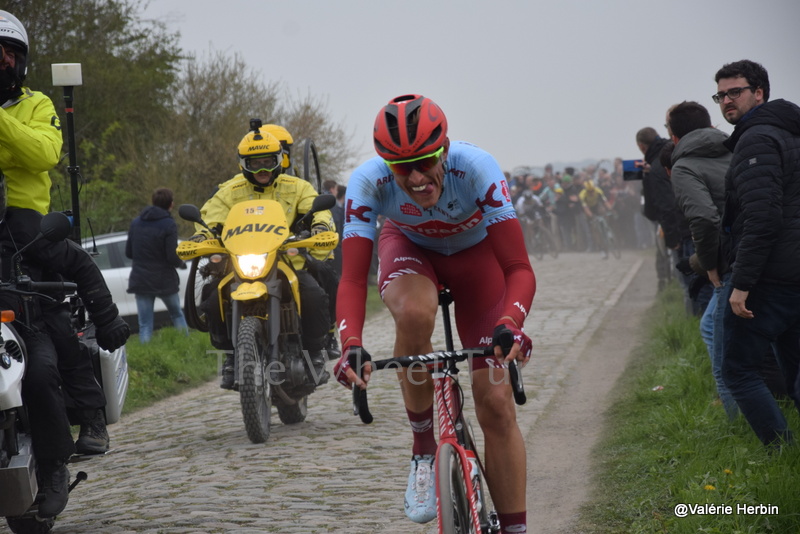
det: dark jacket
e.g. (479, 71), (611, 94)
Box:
(642, 137), (688, 248)
(126, 205), (184, 295)
(721, 99), (800, 290)
(670, 128), (731, 272)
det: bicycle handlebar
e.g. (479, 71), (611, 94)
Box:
(351, 347), (527, 425)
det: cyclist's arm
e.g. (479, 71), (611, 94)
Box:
(485, 218), (536, 329)
(335, 235), (372, 350)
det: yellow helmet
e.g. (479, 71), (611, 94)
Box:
(237, 119), (284, 187)
(262, 124), (294, 169)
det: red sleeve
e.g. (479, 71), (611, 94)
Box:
(335, 236), (374, 351)
(485, 218), (536, 328)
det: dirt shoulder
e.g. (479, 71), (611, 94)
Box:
(525, 257), (657, 533)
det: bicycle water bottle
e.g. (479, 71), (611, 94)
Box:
(465, 449), (482, 512)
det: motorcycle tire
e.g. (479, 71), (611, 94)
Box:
(276, 396), (308, 425)
(6, 516), (54, 534)
(237, 316), (272, 444)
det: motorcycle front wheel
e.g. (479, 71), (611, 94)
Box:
(6, 516), (54, 534)
(237, 316), (272, 444)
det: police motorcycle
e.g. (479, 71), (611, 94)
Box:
(0, 212), (128, 534)
(177, 194), (338, 444)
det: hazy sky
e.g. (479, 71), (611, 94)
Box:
(144, 0), (800, 178)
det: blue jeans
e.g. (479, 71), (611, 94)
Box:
(701, 273), (738, 420)
(722, 283), (800, 446)
(135, 292), (189, 343)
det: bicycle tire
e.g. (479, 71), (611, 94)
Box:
(437, 442), (474, 534)
(462, 420), (492, 530)
(184, 256), (211, 332)
(238, 316), (272, 444)
(607, 228), (622, 259)
(540, 225), (560, 259)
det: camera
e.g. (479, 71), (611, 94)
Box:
(622, 159), (644, 181)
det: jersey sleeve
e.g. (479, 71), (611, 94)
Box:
(485, 218), (535, 328)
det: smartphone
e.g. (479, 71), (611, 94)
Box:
(622, 159), (644, 181)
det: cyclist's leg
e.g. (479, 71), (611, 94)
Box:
(378, 223), (440, 522)
(437, 240), (527, 524)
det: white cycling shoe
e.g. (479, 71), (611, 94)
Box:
(404, 454), (437, 523)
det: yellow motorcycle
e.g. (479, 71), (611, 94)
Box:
(176, 195), (338, 443)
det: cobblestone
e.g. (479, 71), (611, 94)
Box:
(43, 250), (650, 534)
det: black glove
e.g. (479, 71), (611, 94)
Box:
(91, 303), (131, 351)
(188, 233), (207, 243)
(311, 224), (330, 235)
(95, 316), (130, 352)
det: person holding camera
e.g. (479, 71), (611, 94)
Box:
(0, 10), (130, 517)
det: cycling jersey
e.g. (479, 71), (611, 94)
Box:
(343, 141), (517, 255)
(337, 141), (535, 351)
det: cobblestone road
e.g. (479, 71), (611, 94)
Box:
(39, 249), (651, 534)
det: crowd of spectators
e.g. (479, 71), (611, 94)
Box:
(505, 158), (655, 256)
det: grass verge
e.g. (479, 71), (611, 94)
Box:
(577, 283), (800, 533)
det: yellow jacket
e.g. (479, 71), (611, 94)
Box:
(0, 88), (63, 214)
(197, 173), (334, 257)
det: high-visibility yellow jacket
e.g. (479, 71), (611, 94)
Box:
(197, 172), (334, 260)
(0, 88), (63, 214)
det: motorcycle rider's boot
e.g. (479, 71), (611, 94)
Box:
(308, 350), (330, 385)
(75, 408), (109, 454)
(220, 353), (235, 390)
(324, 331), (341, 361)
(37, 461), (70, 519)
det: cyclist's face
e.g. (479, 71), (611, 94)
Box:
(393, 141), (449, 210)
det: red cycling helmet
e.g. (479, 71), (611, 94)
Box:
(373, 94), (448, 161)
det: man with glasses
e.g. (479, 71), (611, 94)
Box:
(191, 122), (334, 388)
(713, 60), (800, 447)
(334, 94), (534, 532)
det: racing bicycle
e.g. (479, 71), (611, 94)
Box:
(349, 287), (526, 534)
(590, 212), (621, 259)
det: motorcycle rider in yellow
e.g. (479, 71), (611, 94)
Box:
(193, 124), (334, 389)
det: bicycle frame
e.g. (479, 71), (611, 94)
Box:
(351, 287), (525, 533)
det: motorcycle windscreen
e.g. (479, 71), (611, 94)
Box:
(222, 199), (290, 256)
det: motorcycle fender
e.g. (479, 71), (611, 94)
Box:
(217, 271), (235, 322)
(278, 261), (301, 314)
(231, 281), (268, 301)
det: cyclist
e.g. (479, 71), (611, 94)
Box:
(579, 179), (613, 259)
(334, 94), (534, 533)
(190, 122), (334, 389)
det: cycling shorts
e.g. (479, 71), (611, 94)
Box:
(377, 221), (507, 371)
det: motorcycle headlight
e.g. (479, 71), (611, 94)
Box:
(236, 253), (268, 278)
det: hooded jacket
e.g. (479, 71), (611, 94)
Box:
(126, 205), (184, 295)
(670, 127), (731, 272)
(720, 98), (800, 290)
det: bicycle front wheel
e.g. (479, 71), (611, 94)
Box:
(437, 442), (476, 534)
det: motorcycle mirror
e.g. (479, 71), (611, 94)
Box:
(40, 211), (72, 242)
(311, 194), (336, 212)
(293, 194), (336, 233)
(178, 204), (203, 224)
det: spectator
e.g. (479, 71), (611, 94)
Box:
(714, 59), (800, 447)
(636, 127), (687, 294)
(666, 101), (737, 419)
(125, 187), (188, 343)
